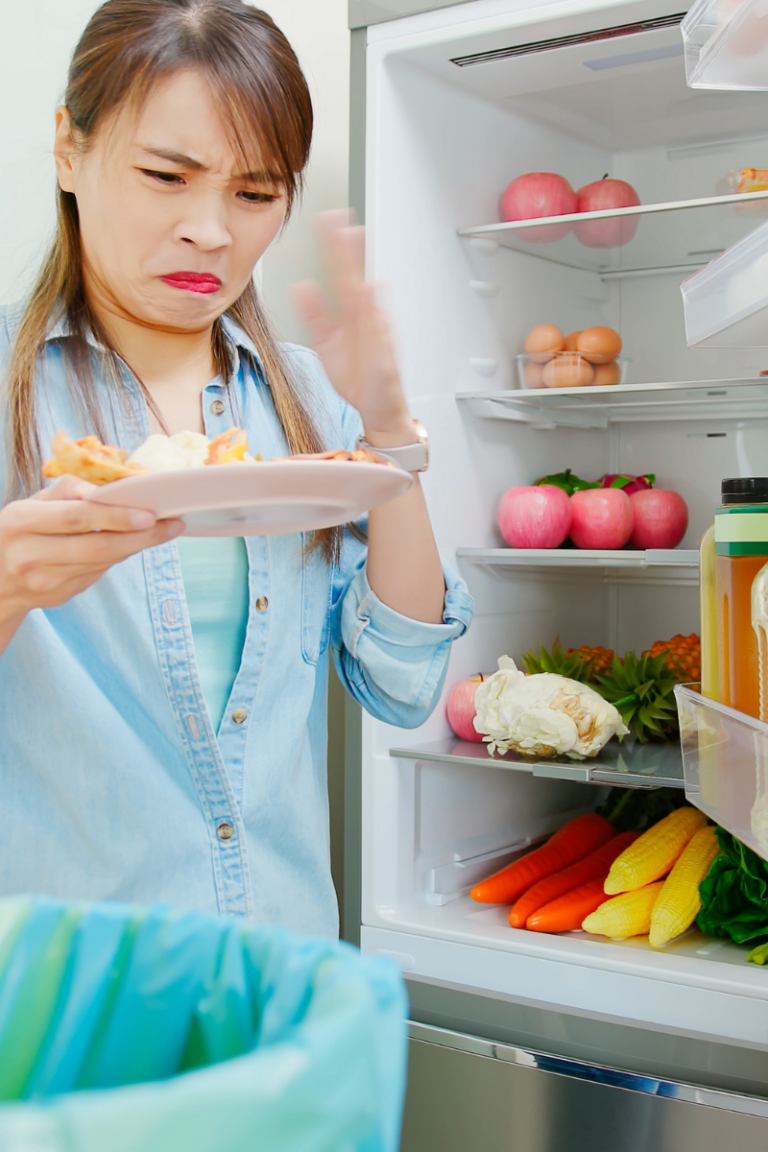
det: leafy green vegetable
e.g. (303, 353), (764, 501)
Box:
(597, 786), (689, 834)
(696, 827), (768, 952)
(535, 469), (600, 496)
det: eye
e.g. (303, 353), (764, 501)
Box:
(238, 189), (280, 204)
(141, 169), (185, 185)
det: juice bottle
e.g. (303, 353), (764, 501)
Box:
(700, 524), (717, 699)
(715, 478), (768, 717)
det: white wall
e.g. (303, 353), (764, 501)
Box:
(0, 0), (351, 342)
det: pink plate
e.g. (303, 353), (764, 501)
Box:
(87, 459), (413, 537)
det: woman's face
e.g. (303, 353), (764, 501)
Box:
(54, 70), (287, 332)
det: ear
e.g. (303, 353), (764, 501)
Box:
(54, 106), (77, 193)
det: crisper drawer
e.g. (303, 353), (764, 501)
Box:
(402, 1022), (768, 1152)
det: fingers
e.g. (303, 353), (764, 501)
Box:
(5, 519), (183, 581)
(9, 492), (159, 536)
(315, 211), (365, 303)
(291, 281), (335, 347)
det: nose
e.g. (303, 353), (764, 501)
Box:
(176, 191), (233, 252)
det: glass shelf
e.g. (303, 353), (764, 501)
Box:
(676, 685), (768, 863)
(457, 378), (768, 430)
(390, 736), (684, 789)
(683, 0), (768, 91)
(458, 192), (768, 277)
(457, 547), (699, 582)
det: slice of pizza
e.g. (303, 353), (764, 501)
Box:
(205, 427), (249, 464)
(42, 431), (147, 485)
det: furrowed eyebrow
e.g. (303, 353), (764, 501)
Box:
(138, 147), (282, 184)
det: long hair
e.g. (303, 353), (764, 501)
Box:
(6, 0), (340, 558)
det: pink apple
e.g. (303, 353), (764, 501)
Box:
(498, 485), (572, 549)
(447, 675), (489, 742)
(569, 488), (634, 550)
(629, 489), (689, 549)
(574, 176), (641, 249)
(501, 173), (577, 243)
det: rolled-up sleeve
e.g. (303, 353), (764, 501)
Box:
(331, 543), (474, 729)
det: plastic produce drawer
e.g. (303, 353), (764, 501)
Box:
(683, 0), (768, 91)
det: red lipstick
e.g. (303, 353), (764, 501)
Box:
(161, 272), (222, 295)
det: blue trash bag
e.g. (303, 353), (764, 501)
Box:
(0, 896), (408, 1152)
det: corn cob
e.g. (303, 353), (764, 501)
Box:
(582, 881), (665, 939)
(603, 807), (707, 895)
(648, 825), (719, 948)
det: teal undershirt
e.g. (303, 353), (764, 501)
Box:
(176, 536), (250, 732)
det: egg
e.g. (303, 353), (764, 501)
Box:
(576, 326), (622, 364)
(524, 324), (564, 363)
(563, 330), (581, 351)
(542, 353), (595, 389)
(592, 361), (622, 387)
(522, 360), (545, 389)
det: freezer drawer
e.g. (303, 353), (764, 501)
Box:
(401, 1022), (768, 1152)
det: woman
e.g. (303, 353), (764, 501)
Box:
(0, 0), (472, 937)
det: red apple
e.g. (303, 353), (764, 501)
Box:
(498, 485), (572, 549)
(569, 488), (633, 550)
(501, 173), (577, 243)
(574, 176), (641, 249)
(629, 489), (688, 549)
(447, 675), (489, 742)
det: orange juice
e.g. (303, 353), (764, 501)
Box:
(715, 484), (768, 717)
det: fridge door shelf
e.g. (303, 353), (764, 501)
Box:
(390, 735), (685, 789)
(457, 379), (768, 429)
(458, 191), (768, 277)
(457, 547), (699, 583)
(675, 684), (768, 863)
(682, 0), (768, 91)
(682, 218), (768, 348)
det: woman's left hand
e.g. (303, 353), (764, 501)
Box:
(291, 211), (415, 443)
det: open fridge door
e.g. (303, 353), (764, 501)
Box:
(346, 0), (768, 1144)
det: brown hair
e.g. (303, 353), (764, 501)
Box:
(6, 0), (340, 557)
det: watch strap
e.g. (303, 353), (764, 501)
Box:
(355, 425), (428, 473)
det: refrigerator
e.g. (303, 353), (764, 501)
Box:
(344, 0), (768, 1146)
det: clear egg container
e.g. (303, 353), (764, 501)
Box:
(515, 352), (629, 391)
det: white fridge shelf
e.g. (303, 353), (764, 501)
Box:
(457, 378), (768, 429)
(457, 547), (699, 582)
(390, 735), (684, 789)
(458, 192), (768, 277)
(683, 0), (768, 91)
(676, 685), (768, 863)
(682, 219), (768, 348)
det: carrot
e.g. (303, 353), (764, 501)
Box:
(470, 814), (615, 905)
(521, 833), (641, 932)
(508, 831), (639, 928)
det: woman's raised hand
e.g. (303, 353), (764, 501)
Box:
(0, 476), (182, 652)
(291, 211), (415, 443)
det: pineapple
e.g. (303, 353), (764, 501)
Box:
(521, 639), (590, 681)
(566, 645), (616, 678)
(641, 633), (700, 683)
(593, 651), (679, 743)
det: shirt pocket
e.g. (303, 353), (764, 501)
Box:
(301, 538), (333, 666)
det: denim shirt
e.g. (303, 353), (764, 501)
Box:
(0, 304), (473, 938)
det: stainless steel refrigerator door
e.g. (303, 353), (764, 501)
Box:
(401, 1022), (768, 1152)
(349, 0), (474, 29)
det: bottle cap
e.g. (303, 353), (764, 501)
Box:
(722, 478), (768, 504)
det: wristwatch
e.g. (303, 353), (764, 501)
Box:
(355, 419), (429, 473)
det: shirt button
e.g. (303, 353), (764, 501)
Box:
(232, 708), (247, 724)
(217, 822), (234, 841)
(255, 596), (269, 612)
(210, 400), (225, 416)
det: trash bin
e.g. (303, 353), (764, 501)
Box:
(0, 896), (408, 1152)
